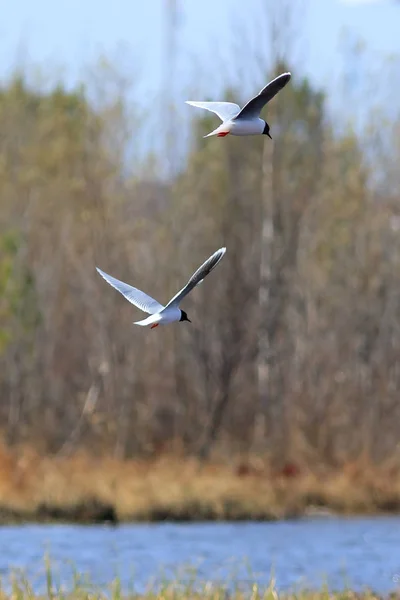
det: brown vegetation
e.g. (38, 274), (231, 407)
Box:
(1, 443), (400, 523)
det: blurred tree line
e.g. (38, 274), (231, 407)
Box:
(0, 54), (400, 468)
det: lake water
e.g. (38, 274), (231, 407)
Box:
(1, 517), (400, 594)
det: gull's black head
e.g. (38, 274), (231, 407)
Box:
(263, 121), (272, 139)
(180, 310), (191, 323)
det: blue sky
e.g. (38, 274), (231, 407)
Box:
(0, 0), (398, 118)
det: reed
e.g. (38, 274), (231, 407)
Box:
(0, 559), (397, 600)
(1, 443), (400, 523)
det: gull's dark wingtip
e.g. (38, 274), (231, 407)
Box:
(279, 72), (292, 85)
(206, 247), (227, 273)
(214, 247), (227, 262)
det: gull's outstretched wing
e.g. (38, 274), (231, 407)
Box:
(165, 247), (226, 309)
(96, 267), (164, 315)
(186, 101), (240, 122)
(235, 72), (291, 120)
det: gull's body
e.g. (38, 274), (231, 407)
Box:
(212, 118), (266, 137)
(186, 72), (291, 139)
(131, 308), (181, 328)
(96, 247), (226, 329)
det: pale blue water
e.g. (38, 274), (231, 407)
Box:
(0, 517), (400, 594)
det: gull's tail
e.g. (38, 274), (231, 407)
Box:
(204, 124), (230, 138)
(133, 315), (161, 327)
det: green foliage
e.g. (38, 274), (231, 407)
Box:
(0, 230), (40, 354)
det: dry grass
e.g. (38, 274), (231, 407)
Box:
(1, 442), (400, 523)
(1, 585), (398, 600)
(0, 559), (399, 600)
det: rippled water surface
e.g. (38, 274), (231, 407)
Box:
(1, 517), (400, 593)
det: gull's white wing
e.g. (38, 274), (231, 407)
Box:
(186, 101), (240, 122)
(96, 267), (164, 315)
(235, 72), (291, 120)
(165, 247), (226, 309)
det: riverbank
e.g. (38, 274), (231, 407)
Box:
(1, 443), (400, 523)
